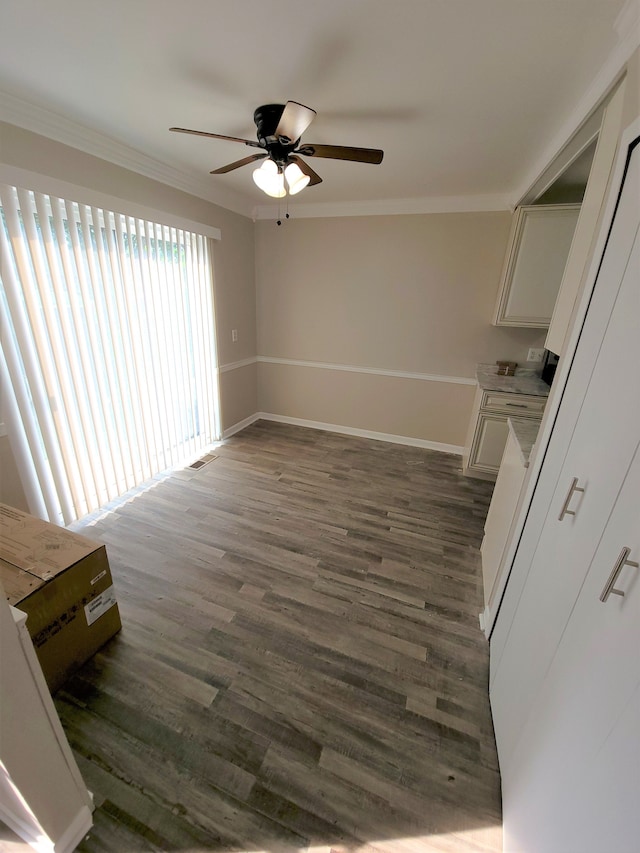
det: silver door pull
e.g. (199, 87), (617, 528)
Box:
(558, 477), (585, 521)
(600, 547), (639, 603)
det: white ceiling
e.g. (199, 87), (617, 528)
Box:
(0, 0), (634, 218)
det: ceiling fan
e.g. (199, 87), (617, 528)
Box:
(170, 101), (384, 198)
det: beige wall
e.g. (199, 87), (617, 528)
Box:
(219, 362), (258, 435)
(258, 362), (476, 448)
(0, 123), (551, 494)
(0, 123), (258, 508)
(255, 212), (546, 445)
(0, 122), (258, 423)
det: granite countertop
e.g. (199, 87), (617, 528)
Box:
(508, 417), (541, 467)
(476, 363), (551, 397)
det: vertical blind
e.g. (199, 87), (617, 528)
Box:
(0, 184), (220, 525)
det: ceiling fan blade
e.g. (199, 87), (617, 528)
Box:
(274, 101), (317, 143)
(170, 127), (262, 148)
(295, 143), (384, 164)
(210, 153), (267, 174)
(289, 155), (322, 186)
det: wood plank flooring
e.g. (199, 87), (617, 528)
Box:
(56, 420), (501, 852)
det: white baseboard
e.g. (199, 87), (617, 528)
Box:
(0, 802), (92, 853)
(0, 801), (48, 853)
(480, 605), (491, 638)
(221, 413), (261, 439)
(222, 411), (463, 455)
(53, 805), (93, 853)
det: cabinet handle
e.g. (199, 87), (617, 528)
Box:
(505, 403), (528, 408)
(558, 477), (585, 521)
(599, 547), (639, 603)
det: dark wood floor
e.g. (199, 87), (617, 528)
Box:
(56, 420), (501, 852)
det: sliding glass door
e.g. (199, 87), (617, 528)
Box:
(0, 184), (220, 524)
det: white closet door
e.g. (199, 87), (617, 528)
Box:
(502, 445), (640, 852)
(491, 144), (640, 767)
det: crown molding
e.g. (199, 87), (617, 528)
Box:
(251, 193), (511, 220)
(0, 91), (254, 218)
(512, 0), (640, 206)
(1, 91), (509, 222)
(614, 0), (640, 46)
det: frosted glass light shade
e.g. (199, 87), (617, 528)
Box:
(284, 162), (310, 195)
(252, 159), (286, 198)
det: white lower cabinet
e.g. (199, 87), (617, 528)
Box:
(463, 387), (544, 480)
(480, 428), (527, 620)
(472, 414), (510, 474)
(491, 131), (640, 852)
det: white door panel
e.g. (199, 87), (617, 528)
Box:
(503, 445), (640, 852)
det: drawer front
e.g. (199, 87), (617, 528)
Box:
(481, 391), (547, 417)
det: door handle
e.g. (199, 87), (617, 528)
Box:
(558, 477), (585, 521)
(599, 547), (639, 602)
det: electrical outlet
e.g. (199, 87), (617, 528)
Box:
(231, 329), (238, 343)
(527, 347), (544, 363)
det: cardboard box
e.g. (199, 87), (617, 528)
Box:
(0, 503), (121, 693)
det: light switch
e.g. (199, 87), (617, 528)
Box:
(232, 329), (238, 343)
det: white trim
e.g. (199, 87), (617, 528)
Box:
(52, 805), (93, 853)
(222, 413), (260, 439)
(0, 802), (93, 853)
(256, 413), (464, 455)
(0, 164), (222, 240)
(218, 357), (258, 373)
(512, 6), (639, 206)
(614, 0), (640, 59)
(0, 91), (253, 219)
(481, 605), (491, 639)
(256, 356), (475, 386)
(519, 107), (604, 206)
(0, 801), (51, 853)
(221, 412), (464, 454)
(252, 194), (511, 221)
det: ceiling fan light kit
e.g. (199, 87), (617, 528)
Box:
(170, 100), (384, 203)
(252, 158), (286, 197)
(284, 162), (310, 195)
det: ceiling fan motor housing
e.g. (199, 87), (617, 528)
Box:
(254, 104), (298, 165)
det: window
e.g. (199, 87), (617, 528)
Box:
(0, 184), (220, 524)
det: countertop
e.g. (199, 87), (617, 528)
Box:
(476, 363), (551, 397)
(508, 417), (541, 467)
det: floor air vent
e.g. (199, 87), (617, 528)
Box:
(187, 453), (217, 471)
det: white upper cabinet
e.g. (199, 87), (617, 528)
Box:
(493, 204), (580, 327)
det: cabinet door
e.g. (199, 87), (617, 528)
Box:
(503, 445), (640, 853)
(469, 413), (509, 475)
(481, 430), (527, 610)
(494, 204), (580, 327)
(490, 144), (640, 771)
